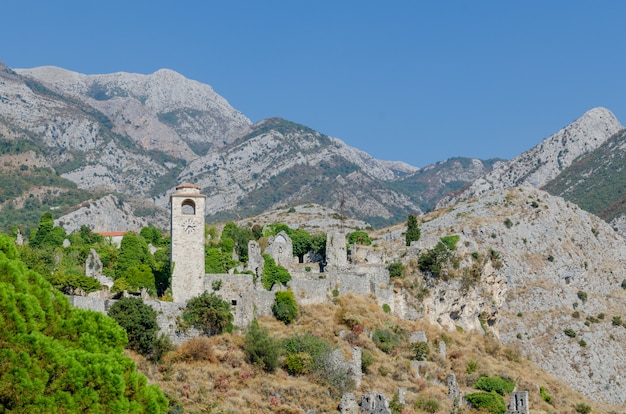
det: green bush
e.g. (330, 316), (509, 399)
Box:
(465, 392), (506, 414)
(347, 231), (372, 246)
(382, 303), (391, 313)
(272, 290), (298, 324)
(183, 292), (234, 336)
(109, 297), (159, 358)
(440, 235), (460, 251)
(473, 375), (515, 395)
(244, 319), (280, 372)
(372, 329), (400, 354)
(387, 261), (405, 278)
(564, 328), (577, 338)
(418, 241), (455, 278)
(612, 315), (623, 326)
(284, 352), (312, 375)
(577, 290), (588, 303)
(466, 360), (478, 374)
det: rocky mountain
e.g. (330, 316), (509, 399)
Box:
(437, 107), (623, 208)
(0, 61), (490, 231)
(382, 185), (626, 405)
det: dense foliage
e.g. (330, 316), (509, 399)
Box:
(244, 319), (280, 372)
(183, 292), (234, 336)
(261, 254), (292, 290)
(108, 297), (172, 362)
(0, 234), (168, 412)
(473, 375), (515, 395)
(272, 290), (298, 324)
(347, 230), (372, 246)
(465, 392), (506, 414)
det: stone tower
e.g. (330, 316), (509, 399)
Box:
(170, 183), (206, 303)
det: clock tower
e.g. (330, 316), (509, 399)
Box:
(170, 183), (206, 303)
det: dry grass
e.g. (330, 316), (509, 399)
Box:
(132, 293), (618, 413)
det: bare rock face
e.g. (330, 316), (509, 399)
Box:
(55, 195), (149, 233)
(438, 107), (623, 208)
(15, 66), (252, 160)
(405, 186), (626, 404)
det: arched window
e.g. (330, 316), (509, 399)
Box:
(181, 199), (196, 215)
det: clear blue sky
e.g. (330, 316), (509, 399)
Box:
(4, 1), (625, 167)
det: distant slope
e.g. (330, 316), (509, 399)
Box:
(387, 157), (501, 212)
(543, 128), (626, 223)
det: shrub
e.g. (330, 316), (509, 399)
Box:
(465, 392), (506, 414)
(387, 261), (405, 278)
(473, 375), (515, 395)
(283, 333), (332, 373)
(183, 292), (234, 336)
(244, 319), (280, 372)
(177, 337), (216, 362)
(466, 360), (478, 374)
(612, 315), (623, 326)
(577, 290), (588, 303)
(564, 328), (577, 338)
(540, 386), (552, 404)
(418, 241), (455, 279)
(622, 279), (626, 289)
(361, 349), (374, 373)
(382, 303), (391, 313)
(415, 397), (440, 413)
(574, 403), (592, 414)
(503, 218), (514, 228)
(372, 329), (400, 354)
(440, 235), (460, 250)
(347, 231), (372, 246)
(272, 290), (298, 324)
(284, 352), (313, 376)
(412, 341), (429, 361)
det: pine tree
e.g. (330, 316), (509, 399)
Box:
(405, 213), (421, 246)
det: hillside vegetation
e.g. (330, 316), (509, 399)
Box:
(132, 294), (609, 414)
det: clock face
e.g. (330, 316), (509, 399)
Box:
(181, 218), (197, 233)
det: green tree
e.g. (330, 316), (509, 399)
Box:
(272, 290), (298, 324)
(244, 319), (280, 372)
(108, 297), (171, 361)
(114, 232), (152, 279)
(347, 231), (372, 246)
(0, 235), (168, 412)
(290, 229), (312, 262)
(30, 212), (66, 249)
(183, 292), (234, 336)
(140, 226), (165, 247)
(405, 213), (421, 246)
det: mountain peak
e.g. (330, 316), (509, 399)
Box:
(438, 107), (624, 207)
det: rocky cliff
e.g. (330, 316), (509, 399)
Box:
(389, 186), (626, 404)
